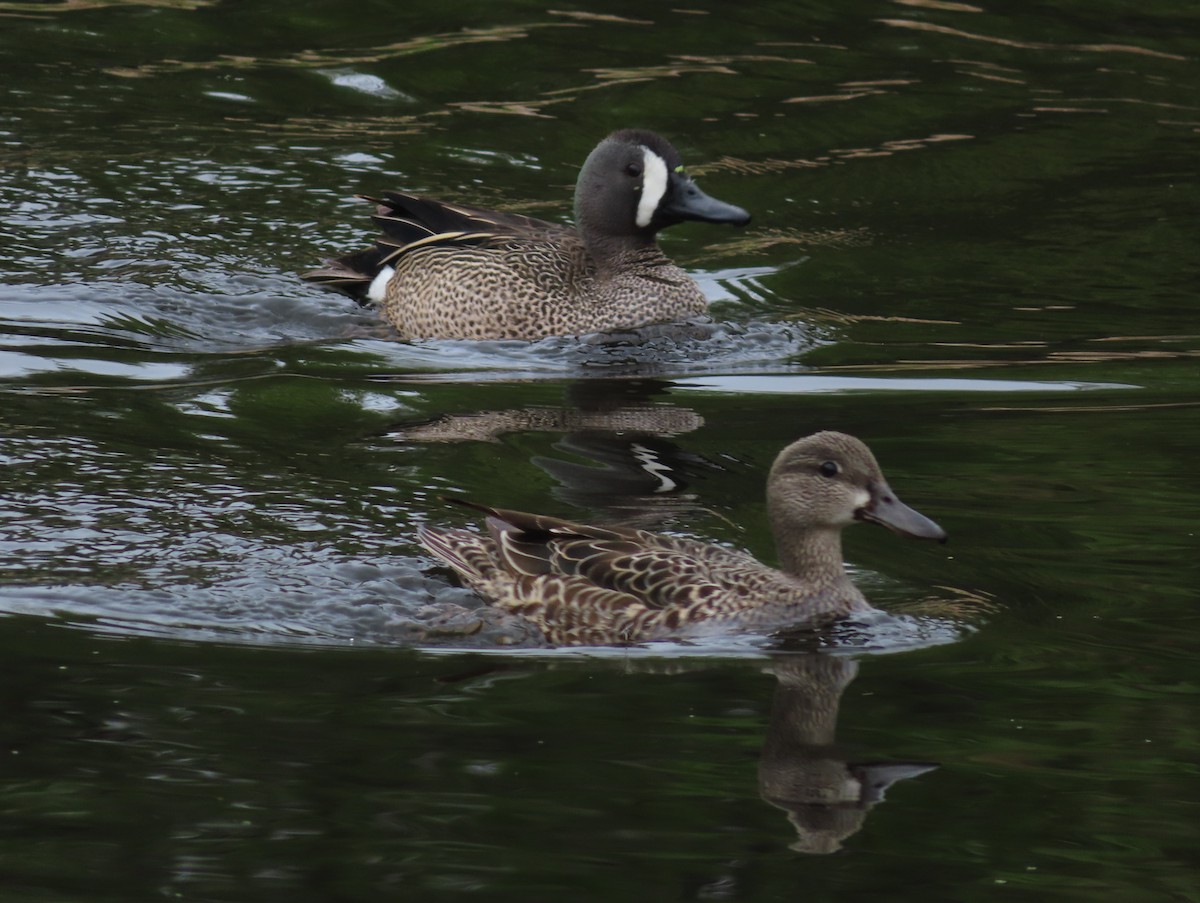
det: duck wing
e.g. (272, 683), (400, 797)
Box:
(366, 192), (565, 246)
(416, 501), (628, 586)
(417, 520), (665, 644)
(496, 572), (701, 645)
(301, 193), (571, 301)
(419, 508), (798, 644)
(469, 501), (778, 612)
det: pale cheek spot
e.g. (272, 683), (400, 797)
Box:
(854, 489), (871, 509)
(635, 147), (669, 229)
(368, 265), (396, 302)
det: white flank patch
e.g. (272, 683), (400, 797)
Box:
(367, 265), (396, 303)
(635, 147), (669, 228)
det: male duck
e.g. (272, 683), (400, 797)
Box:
(418, 432), (947, 646)
(302, 129), (750, 341)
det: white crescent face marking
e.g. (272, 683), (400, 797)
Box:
(367, 265), (396, 303)
(635, 147), (669, 229)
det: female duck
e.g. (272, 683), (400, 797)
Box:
(303, 129), (750, 341)
(418, 432), (947, 646)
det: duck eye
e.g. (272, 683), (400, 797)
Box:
(819, 461), (840, 478)
(625, 162), (642, 178)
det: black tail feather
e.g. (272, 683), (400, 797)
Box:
(303, 192), (559, 302)
(300, 247), (388, 304)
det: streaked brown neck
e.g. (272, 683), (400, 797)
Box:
(771, 523), (847, 585)
(768, 505), (865, 613)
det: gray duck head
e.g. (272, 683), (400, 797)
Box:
(573, 129), (750, 252)
(767, 432), (946, 576)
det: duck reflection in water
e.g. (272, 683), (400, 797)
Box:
(392, 378), (717, 526)
(433, 652), (938, 856)
(760, 654), (936, 854)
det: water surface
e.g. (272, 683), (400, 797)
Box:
(1, 1), (1198, 900)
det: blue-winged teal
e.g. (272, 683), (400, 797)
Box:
(418, 432), (947, 646)
(302, 129), (750, 341)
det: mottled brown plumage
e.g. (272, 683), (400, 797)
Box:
(418, 432), (947, 645)
(302, 129), (750, 340)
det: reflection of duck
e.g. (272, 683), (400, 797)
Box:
(531, 433), (713, 523)
(303, 129), (750, 340)
(399, 412), (711, 522)
(392, 378), (712, 526)
(760, 655), (937, 854)
(394, 404), (703, 444)
(418, 432), (946, 645)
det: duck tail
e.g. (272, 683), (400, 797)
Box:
(417, 525), (498, 586)
(300, 247), (389, 305)
(303, 192), (522, 304)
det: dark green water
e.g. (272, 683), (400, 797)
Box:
(2, 0), (1198, 899)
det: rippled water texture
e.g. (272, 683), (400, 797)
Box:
(1, 1), (1198, 900)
